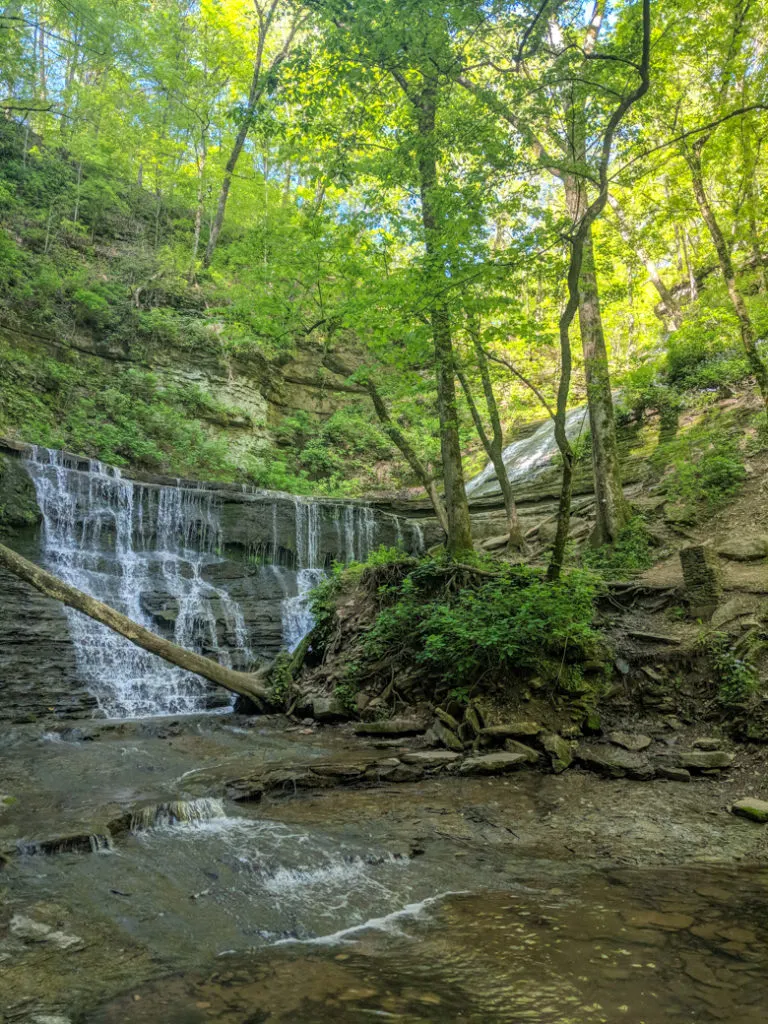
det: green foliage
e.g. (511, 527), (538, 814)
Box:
(582, 517), (655, 580)
(337, 555), (607, 692)
(652, 417), (747, 522)
(699, 632), (759, 708)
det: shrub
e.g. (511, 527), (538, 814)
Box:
(582, 517), (655, 580)
(313, 554), (606, 695)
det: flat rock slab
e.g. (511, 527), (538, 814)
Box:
(731, 798), (768, 823)
(607, 731), (652, 752)
(458, 753), (530, 775)
(716, 537), (768, 562)
(692, 738), (722, 751)
(354, 719), (426, 737)
(677, 751), (734, 771)
(577, 745), (654, 781)
(400, 751), (462, 767)
(480, 721), (540, 739)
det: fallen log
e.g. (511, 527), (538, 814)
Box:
(0, 541), (274, 706)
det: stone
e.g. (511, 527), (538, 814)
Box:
(583, 710), (602, 733)
(576, 745), (654, 780)
(716, 536), (768, 562)
(731, 798), (768, 823)
(656, 766), (691, 783)
(10, 914), (84, 950)
(458, 752), (530, 776)
(310, 696), (348, 722)
(624, 910), (694, 931)
(677, 751), (734, 771)
(435, 708), (460, 731)
(400, 751), (462, 768)
(607, 731), (652, 752)
(464, 706), (483, 734)
(541, 733), (573, 774)
(711, 595), (766, 629)
(354, 719), (426, 737)
(502, 740), (540, 763)
(479, 721), (540, 741)
(431, 720), (464, 752)
(679, 543), (722, 619)
(692, 738), (722, 751)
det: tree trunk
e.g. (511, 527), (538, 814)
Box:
(457, 366), (527, 552)
(0, 542), (273, 706)
(413, 84), (473, 555)
(189, 133), (207, 282)
(322, 353), (450, 537)
(565, 176), (630, 546)
(686, 144), (768, 420)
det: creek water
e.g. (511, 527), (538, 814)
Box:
(1, 717), (767, 1023)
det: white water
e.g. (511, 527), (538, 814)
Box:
(465, 406), (589, 498)
(278, 499), (419, 652)
(23, 446), (422, 710)
(25, 447), (252, 719)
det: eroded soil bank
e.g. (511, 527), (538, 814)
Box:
(1, 713), (768, 1023)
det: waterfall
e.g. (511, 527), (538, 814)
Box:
(279, 500), (397, 653)
(465, 406), (589, 499)
(24, 447), (252, 719)
(18, 446), (421, 715)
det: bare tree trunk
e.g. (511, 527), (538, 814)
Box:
(202, 7), (301, 268)
(607, 194), (683, 328)
(565, 176), (630, 547)
(411, 82), (473, 555)
(189, 132), (208, 282)
(685, 142), (768, 420)
(322, 353), (450, 537)
(0, 542), (273, 706)
(456, 362), (527, 553)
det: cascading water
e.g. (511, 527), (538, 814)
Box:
(20, 446), (424, 714)
(465, 406), (589, 498)
(24, 447), (252, 719)
(279, 499), (405, 652)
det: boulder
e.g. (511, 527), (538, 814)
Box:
(503, 739), (540, 764)
(716, 537), (768, 562)
(464, 706), (484, 734)
(541, 733), (574, 774)
(310, 696), (349, 722)
(680, 543), (722, 619)
(458, 752), (530, 776)
(656, 765), (691, 783)
(480, 721), (540, 742)
(354, 719), (426, 737)
(431, 720), (464, 752)
(607, 731), (652, 752)
(400, 751), (462, 768)
(692, 737), (721, 751)
(676, 750), (734, 771)
(731, 798), (768, 823)
(435, 708), (461, 731)
(576, 745), (654, 780)
(712, 595), (767, 629)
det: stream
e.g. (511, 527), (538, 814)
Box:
(1, 715), (768, 1023)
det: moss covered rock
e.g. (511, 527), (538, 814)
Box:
(0, 453), (40, 536)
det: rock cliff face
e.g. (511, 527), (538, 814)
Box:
(0, 442), (425, 723)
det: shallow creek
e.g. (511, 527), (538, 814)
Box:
(1, 715), (767, 1023)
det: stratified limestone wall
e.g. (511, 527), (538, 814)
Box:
(0, 443), (425, 722)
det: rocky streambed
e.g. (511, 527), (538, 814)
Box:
(2, 712), (768, 1023)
